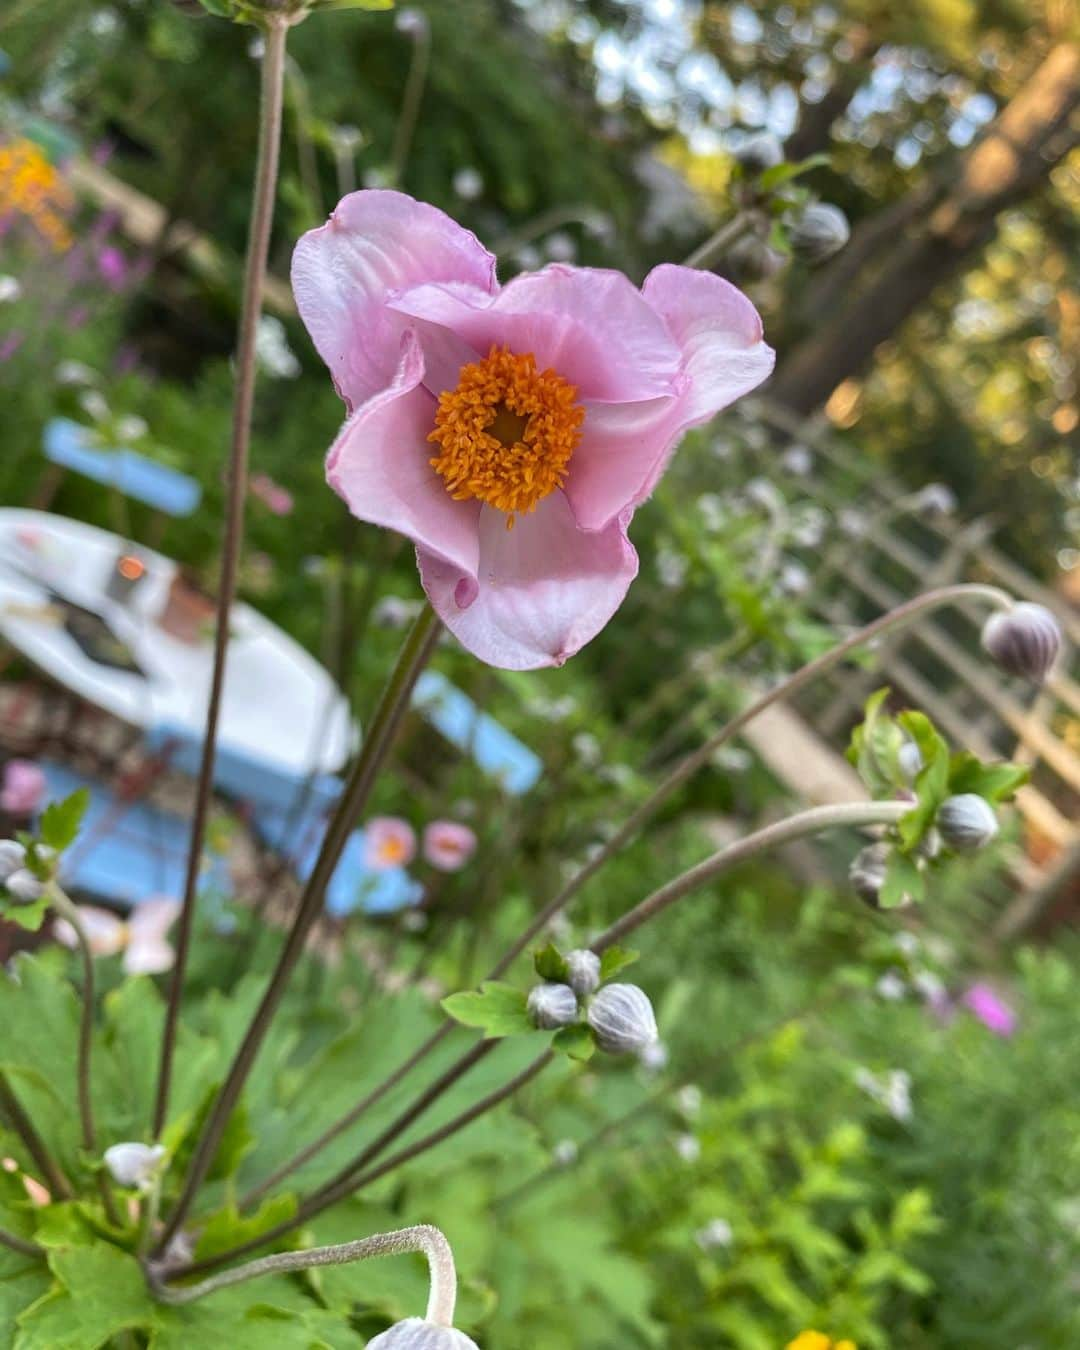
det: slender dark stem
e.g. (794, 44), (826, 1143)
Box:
(233, 582), (1013, 1202)
(390, 20), (431, 187)
(0, 1073), (73, 1201)
(0, 1227), (43, 1260)
(153, 16), (290, 1140)
(155, 604), (441, 1255)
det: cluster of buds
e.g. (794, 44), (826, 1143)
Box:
(527, 948), (658, 1056)
(0, 838), (54, 904)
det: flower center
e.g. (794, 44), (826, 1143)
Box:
(428, 346), (585, 526)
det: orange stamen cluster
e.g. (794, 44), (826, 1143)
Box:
(0, 138), (74, 252)
(429, 345), (585, 525)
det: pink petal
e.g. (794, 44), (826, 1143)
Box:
(55, 906), (125, 957)
(422, 821), (478, 872)
(417, 492), (638, 670)
(642, 264), (775, 426)
(365, 817), (417, 869)
(128, 896), (181, 945)
(124, 938), (175, 976)
(565, 395), (683, 532)
(326, 334), (481, 576)
(389, 264), (683, 403)
(292, 190), (497, 411)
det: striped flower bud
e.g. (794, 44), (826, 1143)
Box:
(588, 983), (658, 1055)
(563, 949), (601, 998)
(788, 202), (850, 263)
(5, 869), (44, 903)
(937, 794), (998, 853)
(366, 1319), (479, 1349)
(849, 842), (889, 909)
(981, 603), (1063, 683)
(0, 840), (27, 884)
(527, 983), (579, 1030)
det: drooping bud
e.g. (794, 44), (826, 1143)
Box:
(5, 869), (44, 903)
(981, 603), (1063, 683)
(103, 1142), (166, 1191)
(563, 949), (601, 998)
(788, 202), (850, 263)
(588, 983), (658, 1055)
(725, 234), (786, 283)
(526, 983), (579, 1030)
(732, 132), (783, 173)
(0, 840), (27, 884)
(936, 794), (998, 853)
(366, 1319), (480, 1349)
(849, 842), (889, 909)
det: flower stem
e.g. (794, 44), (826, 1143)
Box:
(153, 14), (290, 1140)
(390, 19), (431, 187)
(682, 211), (759, 270)
(151, 1223), (458, 1323)
(154, 603), (441, 1256)
(0, 1072), (73, 1201)
(230, 581), (1013, 1203)
(0, 1227), (42, 1260)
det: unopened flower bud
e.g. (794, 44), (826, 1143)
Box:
(897, 740), (923, 784)
(732, 132), (783, 173)
(588, 983), (658, 1054)
(937, 794), (998, 853)
(725, 234), (786, 283)
(981, 603), (1063, 683)
(366, 1319), (479, 1349)
(527, 983), (579, 1030)
(5, 869), (44, 903)
(563, 949), (600, 998)
(0, 840), (27, 883)
(849, 842), (889, 908)
(103, 1142), (165, 1190)
(788, 202), (850, 263)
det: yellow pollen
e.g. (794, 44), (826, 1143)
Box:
(428, 346), (585, 526)
(377, 837), (409, 865)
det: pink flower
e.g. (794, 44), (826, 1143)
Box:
(1, 760), (45, 816)
(250, 473), (295, 516)
(97, 246), (128, 289)
(961, 982), (1017, 1037)
(422, 820), (477, 872)
(54, 897), (180, 975)
(364, 816), (417, 869)
(293, 190), (774, 669)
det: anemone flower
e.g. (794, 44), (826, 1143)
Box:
(422, 821), (477, 872)
(364, 816), (417, 870)
(293, 190), (774, 669)
(961, 982), (1017, 1037)
(53, 897), (179, 975)
(0, 760), (45, 816)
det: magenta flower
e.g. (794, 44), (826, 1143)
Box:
(364, 816), (417, 870)
(422, 820), (478, 872)
(293, 190), (774, 669)
(97, 245), (128, 290)
(961, 982), (1017, 1037)
(1, 760), (45, 816)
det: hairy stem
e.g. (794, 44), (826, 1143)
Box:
(153, 15), (290, 1139)
(682, 211), (760, 270)
(152, 1223), (458, 1324)
(155, 603), (440, 1254)
(233, 582), (1013, 1202)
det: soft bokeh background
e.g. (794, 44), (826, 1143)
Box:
(1, 1), (1079, 1346)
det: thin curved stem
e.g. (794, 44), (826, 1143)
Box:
(153, 15), (290, 1140)
(390, 21), (431, 187)
(233, 582), (1013, 1203)
(155, 603), (441, 1256)
(48, 887), (98, 1155)
(0, 1073), (73, 1201)
(0, 1227), (42, 1260)
(682, 210), (760, 270)
(152, 1223), (457, 1325)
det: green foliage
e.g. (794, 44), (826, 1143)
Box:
(599, 948), (640, 982)
(551, 1024), (596, 1062)
(441, 983), (534, 1039)
(38, 789), (89, 855)
(532, 944), (568, 983)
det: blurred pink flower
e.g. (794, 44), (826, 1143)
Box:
(0, 332), (23, 363)
(961, 982), (1017, 1037)
(422, 820), (477, 872)
(251, 473), (295, 516)
(97, 245), (128, 289)
(364, 816), (416, 870)
(1, 760), (45, 815)
(54, 897), (180, 975)
(293, 189), (774, 669)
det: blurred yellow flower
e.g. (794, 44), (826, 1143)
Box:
(786, 1333), (857, 1350)
(0, 137), (74, 251)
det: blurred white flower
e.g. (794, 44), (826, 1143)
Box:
(855, 1066), (913, 1122)
(78, 390), (110, 422)
(544, 230), (577, 262)
(777, 561), (810, 597)
(255, 315), (301, 379)
(876, 970), (907, 1001)
(894, 931), (920, 957)
(55, 360), (96, 386)
(115, 414), (148, 442)
(657, 548), (687, 589)
(54, 897), (179, 974)
(694, 1217), (734, 1250)
(745, 477), (784, 513)
(0, 276), (21, 304)
(552, 1139), (578, 1167)
(677, 1085), (702, 1117)
(103, 1142), (165, 1191)
(452, 167), (484, 201)
(838, 508), (867, 538)
(675, 1133), (701, 1163)
(512, 244), (542, 271)
(781, 444), (813, 476)
(697, 493), (725, 531)
(573, 732), (602, 768)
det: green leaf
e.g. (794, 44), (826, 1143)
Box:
(14, 1242), (154, 1349)
(847, 687), (906, 797)
(193, 1193), (298, 1262)
(880, 851), (925, 909)
(896, 711), (951, 850)
(37, 790), (90, 854)
(552, 1024), (596, 1061)
(758, 152), (831, 189)
(599, 947), (639, 982)
(441, 982), (534, 1038)
(948, 752), (1030, 804)
(1, 900), (47, 932)
(533, 943), (568, 983)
